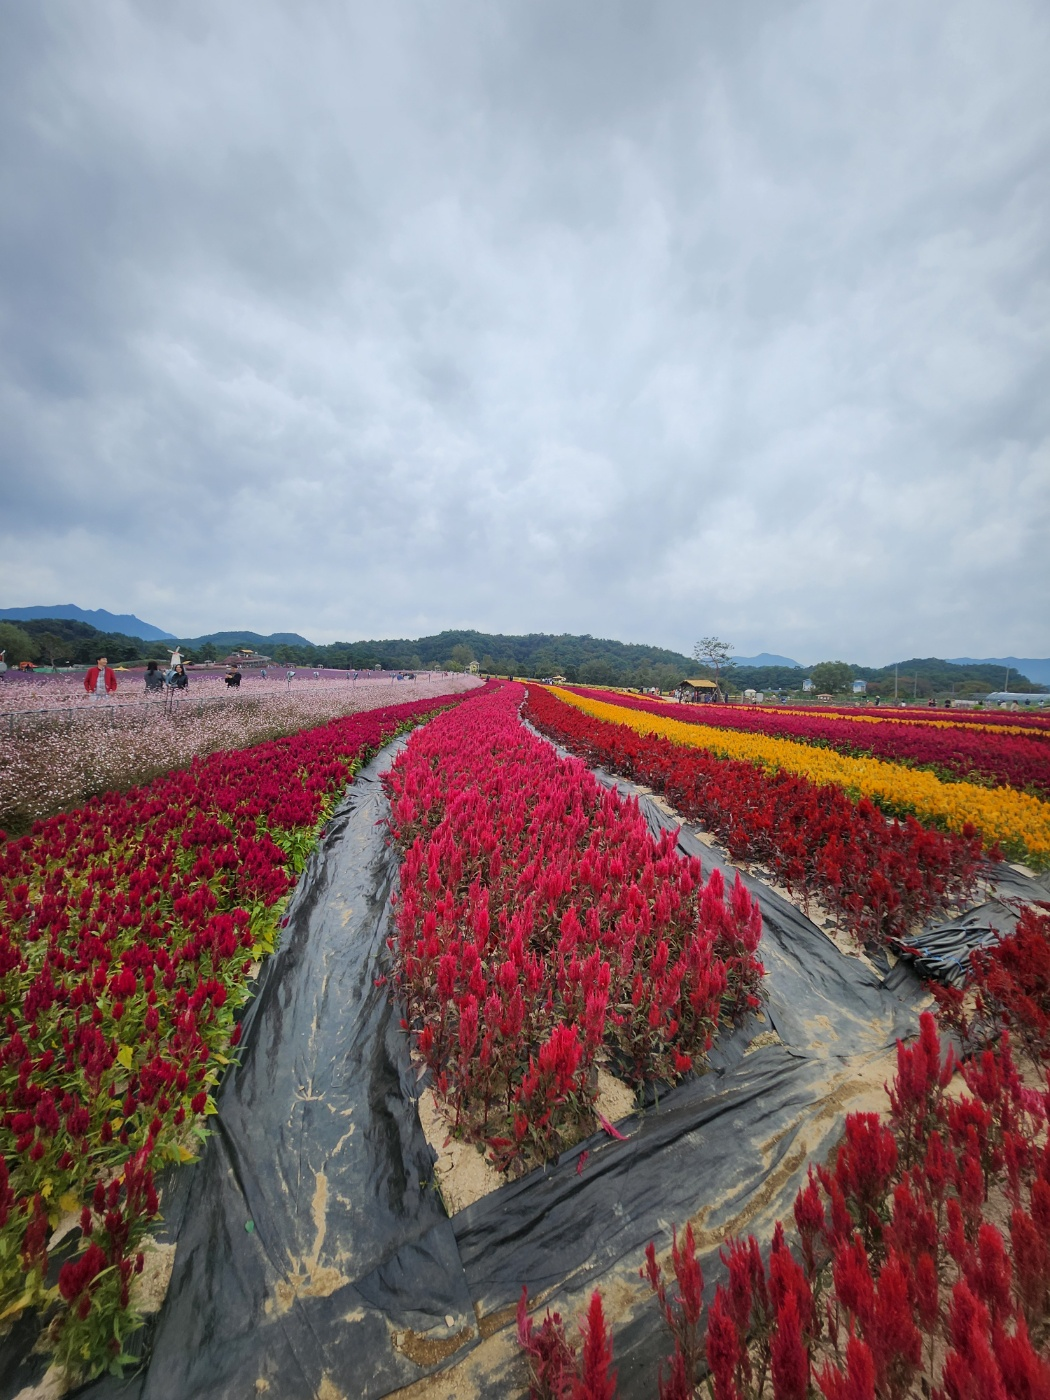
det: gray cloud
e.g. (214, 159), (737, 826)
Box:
(1, 0), (1048, 663)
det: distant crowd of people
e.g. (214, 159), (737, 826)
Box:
(77, 647), (220, 699)
(1, 648), (429, 698)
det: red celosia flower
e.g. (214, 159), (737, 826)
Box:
(770, 1289), (809, 1400)
(574, 1291), (616, 1400)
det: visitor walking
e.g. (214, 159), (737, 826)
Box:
(84, 657), (117, 698)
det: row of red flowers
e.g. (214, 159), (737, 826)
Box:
(0, 690), (471, 1377)
(524, 687), (985, 946)
(765, 703), (1050, 733)
(384, 683), (764, 1173)
(565, 688), (1050, 799)
(519, 914), (1050, 1397)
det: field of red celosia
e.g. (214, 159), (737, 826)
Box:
(566, 687), (1050, 799)
(524, 686), (985, 946)
(4, 659), (1049, 1397)
(511, 682), (1050, 1398)
(0, 691), (468, 1373)
(385, 682), (763, 1172)
(520, 983), (1050, 1398)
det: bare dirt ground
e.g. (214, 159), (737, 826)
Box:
(418, 1067), (640, 1218)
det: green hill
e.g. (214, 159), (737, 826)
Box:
(177, 630), (315, 651)
(853, 657), (1045, 698)
(0, 605), (174, 641)
(280, 629), (695, 686)
(0, 617), (149, 665)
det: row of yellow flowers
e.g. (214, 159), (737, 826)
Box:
(551, 688), (1050, 864)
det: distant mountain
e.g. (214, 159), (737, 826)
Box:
(949, 657), (1050, 686)
(0, 605), (175, 642)
(732, 652), (802, 669)
(179, 630), (316, 650)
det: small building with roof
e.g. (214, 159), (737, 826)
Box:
(224, 648), (273, 668)
(679, 677), (720, 703)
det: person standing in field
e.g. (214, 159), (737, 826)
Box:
(144, 661), (164, 694)
(84, 656), (117, 697)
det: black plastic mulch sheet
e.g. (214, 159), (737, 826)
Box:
(136, 737), (476, 1400)
(20, 730), (945, 1400)
(895, 863), (1050, 986)
(896, 897), (1021, 987)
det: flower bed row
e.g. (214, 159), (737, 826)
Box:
(789, 703), (1050, 733)
(384, 682), (764, 1174)
(549, 689), (1050, 867)
(525, 686), (984, 944)
(567, 688), (1050, 799)
(0, 690), (473, 1379)
(520, 971), (1050, 1398)
(0, 674), (480, 833)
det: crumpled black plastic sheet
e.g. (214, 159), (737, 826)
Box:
(986, 861), (1050, 904)
(896, 898), (1020, 987)
(895, 863), (1050, 986)
(26, 727), (941, 1400)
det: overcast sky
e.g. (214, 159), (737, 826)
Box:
(1, 2), (1048, 664)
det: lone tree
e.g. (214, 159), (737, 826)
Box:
(0, 623), (39, 666)
(36, 632), (73, 671)
(693, 637), (734, 693)
(809, 660), (854, 694)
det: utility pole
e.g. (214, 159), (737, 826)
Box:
(1004, 667), (1010, 692)
(894, 664), (898, 700)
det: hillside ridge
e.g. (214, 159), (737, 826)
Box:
(0, 605), (175, 641)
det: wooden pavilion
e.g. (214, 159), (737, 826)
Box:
(679, 677), (720, 703)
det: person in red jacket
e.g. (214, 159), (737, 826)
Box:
(84, 656), (117, 697)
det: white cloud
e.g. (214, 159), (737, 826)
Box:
(0, 0), (1048, 664)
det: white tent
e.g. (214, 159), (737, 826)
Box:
(983, 691), (1050, 706)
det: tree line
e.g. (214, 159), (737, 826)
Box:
(1, 619), (1043, 696)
